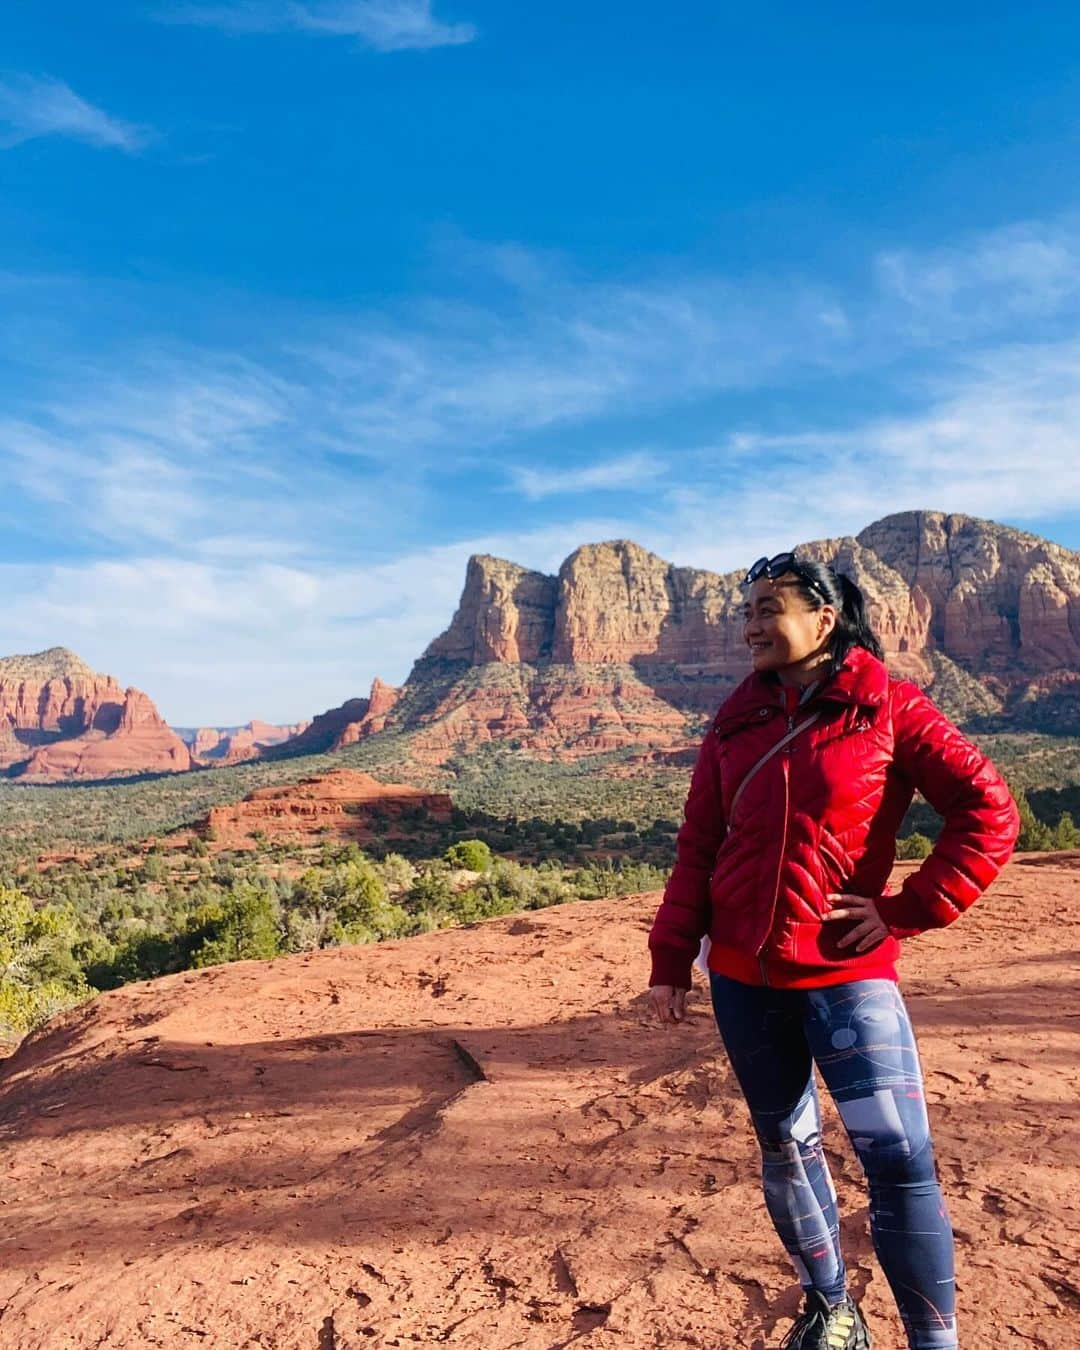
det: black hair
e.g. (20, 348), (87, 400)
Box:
(782, 560), (884, 665)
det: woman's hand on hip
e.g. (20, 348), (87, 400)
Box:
(649, 984), (688, 1026)
(823, 892), (889, 951)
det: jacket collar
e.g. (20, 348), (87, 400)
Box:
(714, 646), (889, 734)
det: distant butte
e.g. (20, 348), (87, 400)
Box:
(188, 719), (311, 765)
(0, 648), (191, 781)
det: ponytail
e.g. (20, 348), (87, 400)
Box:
(832, 571), (884, 664)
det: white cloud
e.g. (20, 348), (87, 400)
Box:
(161, 0), (477, 51)
(508, 451), (665, 500)
(297, 272), (852, 459)
(0, 75), (149, 152)
(0, 358), (298, 551)
(0, 518), (626, 724)
(875, 218), (1080, 340)
(649, 339), (1080, 574)
(3, 220), (1080, 725)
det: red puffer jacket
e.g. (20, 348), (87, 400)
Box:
(648, 646), (1020, 990)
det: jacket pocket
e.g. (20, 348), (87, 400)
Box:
(818, 828), (853, 892)
(791, 917), (897, 967)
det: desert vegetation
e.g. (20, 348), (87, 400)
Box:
(1, 725), (1077, 849)
(0, 820), (674, 1041)
(0, 732), (1076, 1045)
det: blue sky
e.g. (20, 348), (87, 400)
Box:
(2, 2), (1079, 724)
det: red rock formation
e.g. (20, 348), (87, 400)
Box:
(202, 767), (451, 848)
(270, 680), (400, 758)
(0, 649), (191, 781)
(855, 512), (1080, 674)
(271, 698), (373, 757)
(333, 678), (401, 748)
(192, 727), (222, 758)
(425, 556), (557, 664)
(422, 513), (1079, 681)
(400, 665), (692, 764)
(189, 720), (312, 766)
(371, 511), (1078, 764)
(0, 648), (125, 770)
(551, 540), (742, 666)
(19, 687), (192, 781)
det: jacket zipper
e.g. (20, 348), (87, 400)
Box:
(756, 730), (792, 979)
(760, 712), (797, 987)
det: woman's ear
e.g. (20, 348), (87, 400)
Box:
(819, 605), (838, 638)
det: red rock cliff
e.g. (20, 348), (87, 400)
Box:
(418, 513), (1078, 681)
(0, 649), (191, 781)
(424, 555), (558, 664)
(365, 510), (1080, 761)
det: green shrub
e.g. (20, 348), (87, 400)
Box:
(0, 887), (88, 1035)
(443, 886), (518, 925)
(406, 867), (456, 913)
(574, 858), (667, 898)
(187, 883), (281, 968)
(896, 833), (934, 860)
(139, 853), (167, 884)
(1014, 787), (1054, 851)
(377, 852), (417, 895)
(328, 861), (410, 943)
(102, 930), (182, 987)
(444, 839), (493, 872)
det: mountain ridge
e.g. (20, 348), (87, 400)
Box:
(4, 509), (1078, 780)
(280, 508), (1080, 765)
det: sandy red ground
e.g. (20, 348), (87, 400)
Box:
(0, 854), (1077, 1348)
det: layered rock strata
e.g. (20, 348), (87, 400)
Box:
(201, 767), (451, 848)
(0, 649), (191, 780)
(290, 510), (1079, 764)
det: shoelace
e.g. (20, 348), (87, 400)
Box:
(779, 1306), (825, 1349)
(779, 1298), (861, 1349)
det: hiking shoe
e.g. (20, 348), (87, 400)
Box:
(779, 1290), (871, 1349)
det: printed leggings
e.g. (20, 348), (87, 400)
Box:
(708, 973), (958, 1349)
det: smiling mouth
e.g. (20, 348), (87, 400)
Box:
(749, 641), (773, 652)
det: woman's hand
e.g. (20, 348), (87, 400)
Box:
(823, 892), (889, 952)
(649, 984), (688, 1025)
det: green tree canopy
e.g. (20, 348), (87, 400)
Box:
(444, 839), (493, 873)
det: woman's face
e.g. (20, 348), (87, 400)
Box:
(742, 573), (837, 674)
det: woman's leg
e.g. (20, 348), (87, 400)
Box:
(803, 980), (958, 1350)
(709, 972), (847, 1303)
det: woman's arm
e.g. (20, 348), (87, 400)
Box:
(648, 730), (726, 989)
(875, 684), (1021, 938)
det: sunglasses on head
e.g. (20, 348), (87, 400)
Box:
(743, 551), (831, 603)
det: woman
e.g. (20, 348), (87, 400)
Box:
(647, 552), (1020, 1350)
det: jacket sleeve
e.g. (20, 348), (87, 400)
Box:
(875, 683), (1020, 938)
(648, 729), (726, 988)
